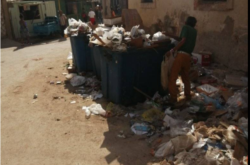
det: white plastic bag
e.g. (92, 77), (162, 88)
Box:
(152, 32), (168, 41)
(130, 25), (140, 39)
(70, 76), (86, 87)
(68, 18), (79, 28)
(85, 109), (91, 119)
(82, 104), (106, 116)
(67, 52), (73, 60)
(192, 138), (208, 149)
(112, 32), (122, 45)
(163, 115), (180, 128)
(94, 27), (104, 36)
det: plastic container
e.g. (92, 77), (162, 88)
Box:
(100, 46), (169, 105)
(91, 45), (103, 80)
(70, 34), (93, 73)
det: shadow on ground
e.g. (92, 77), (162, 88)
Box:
(1, 35), (67, 51)
(63, 77), (164, 165)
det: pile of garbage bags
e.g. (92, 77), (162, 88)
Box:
(64, 18), (91, 36)
(64, 18), (170, 51)
(89, 24), (170, 51)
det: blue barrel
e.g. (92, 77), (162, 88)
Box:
(70, 34), (93, 73)
(91, 45), (103, 80)
(100, 46), (169, 106)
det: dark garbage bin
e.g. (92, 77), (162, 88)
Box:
(91, 45), (103, 80)
(100, 46), (170, 106)
(70, 34), (93, 73)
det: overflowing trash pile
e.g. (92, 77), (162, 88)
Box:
(101, 62), (248, 165)
(63, 18), (248, 164)
(64, 18), (92, 36)
(64, 18), (170, 51)
(89, 24), (170, 51)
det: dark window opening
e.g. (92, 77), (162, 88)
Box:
(19, 5), (40, 20)
(141, 0), (153, 3)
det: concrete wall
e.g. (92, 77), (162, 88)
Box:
(128, 0), (248, 72)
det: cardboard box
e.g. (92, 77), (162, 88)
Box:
(192, 52), (212, 66)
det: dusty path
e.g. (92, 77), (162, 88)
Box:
(1, 38), (160, 165)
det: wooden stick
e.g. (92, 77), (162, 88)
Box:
(92, 33), (106, 46)
(133, 87), (152, 100)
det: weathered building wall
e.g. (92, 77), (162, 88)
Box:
(128, 0), (248, 72)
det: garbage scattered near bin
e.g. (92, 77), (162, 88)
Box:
(59, 17), (248, 165)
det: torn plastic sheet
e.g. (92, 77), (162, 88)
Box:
(238, 117), (248, 138)
(163, 115), (180, 128)
(81, 91), (103, 100)
(163, 115), (193, 137)
(226, 89), (248, 110)
(171, 134), (197, 155)
(170, 120), (193, 138)
(154, 141), (175, 158)
(89, 91), (103, 100)
(196, 84), (219, 95)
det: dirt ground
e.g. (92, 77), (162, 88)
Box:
(1, 37), (165, 165)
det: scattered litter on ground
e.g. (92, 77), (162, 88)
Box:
(56, 81), (62, 85)
(33, 94), (38, 99)
(70, 101), (76, 104)
(61, 23), (248, 164)
(32, 58), (43, 61)
(117, 130), (126, 139)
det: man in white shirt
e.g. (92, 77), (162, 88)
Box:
(88, 8), (96, 25)
(58, 10), (67, 37)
